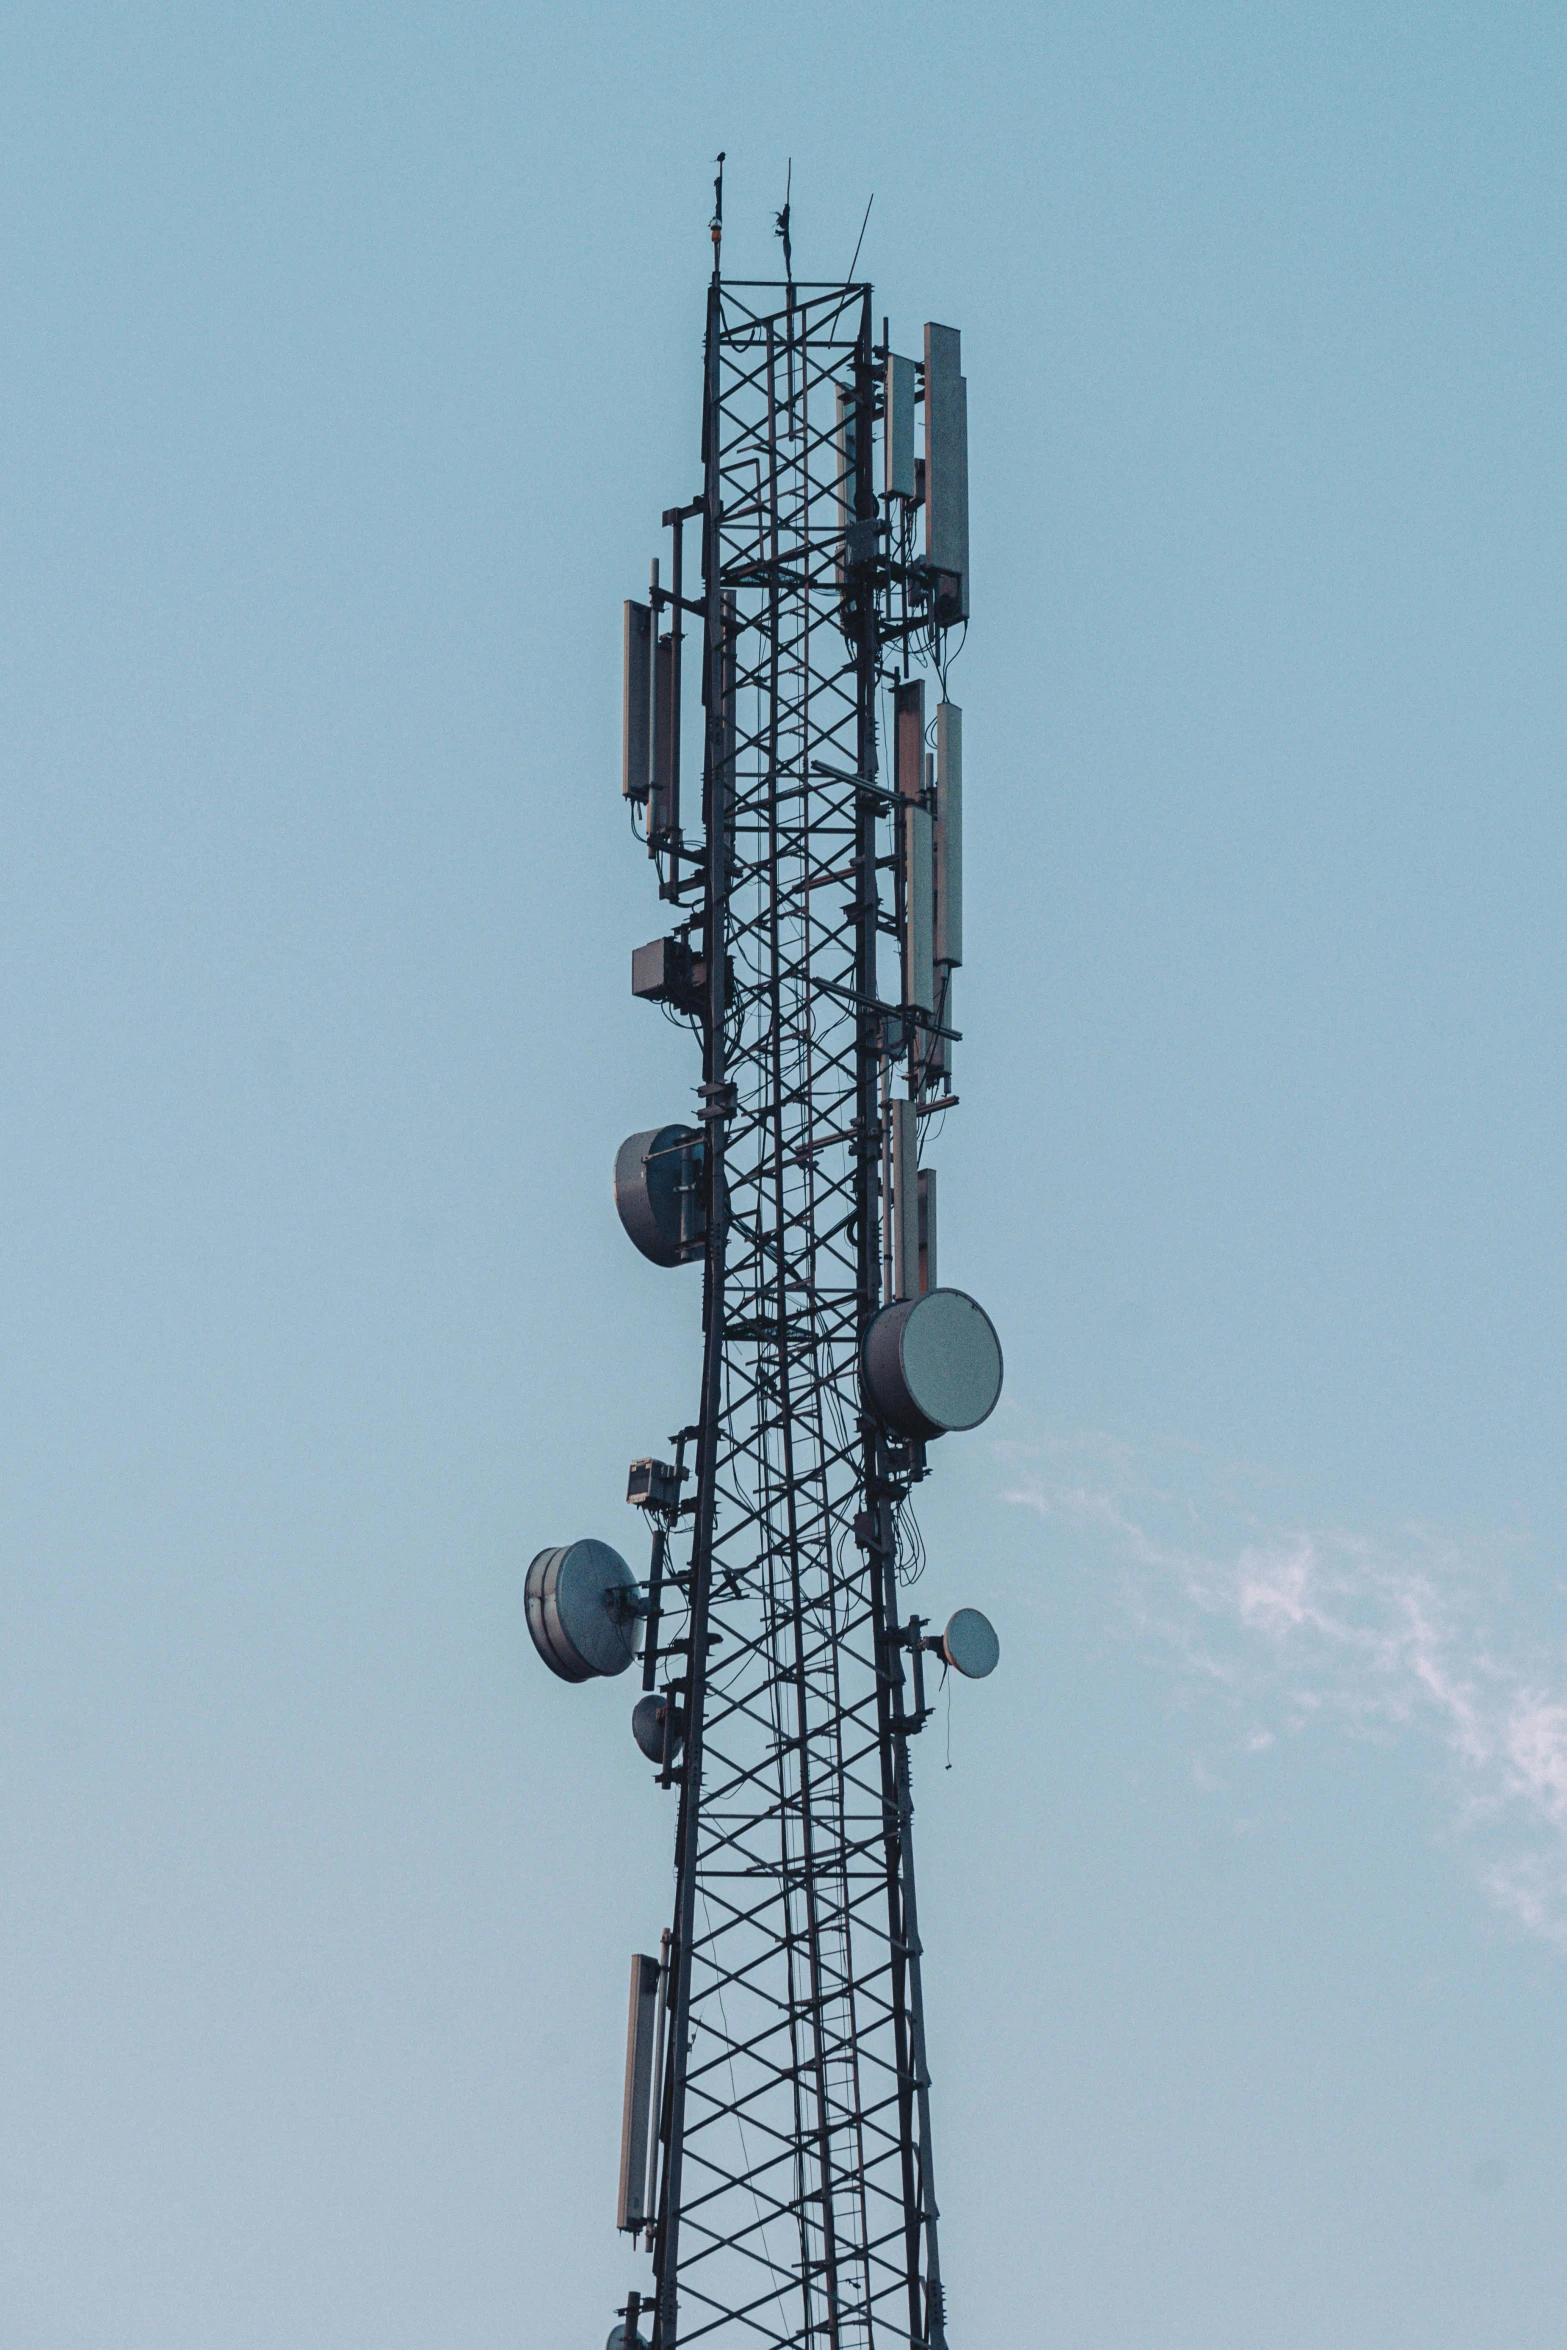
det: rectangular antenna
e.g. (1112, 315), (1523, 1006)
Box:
(918, 1167), (937, 1295)
(924, 323), (969, 624)
(929, 966), (953, 1087)
(905, 800), (934, 1015)
(617, 1952), (661, 2232)
(897, 679), (933, 1031)
(623, 603), (651, 801)
(934, 701), (963, 968)
(643, 1929), (671, 2245)
(835, 386), (856, 584)
(885, 353), (916, 500)
(650, 631), (676, 845)
(890, 1098), (920, 1301)
(894, 678), (924, 802)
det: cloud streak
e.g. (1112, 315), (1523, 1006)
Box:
(1000, 1434), (1567, 1948)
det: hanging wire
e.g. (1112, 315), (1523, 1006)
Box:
(929, 614), (969, 698)
(894, 1492), (927, 1586)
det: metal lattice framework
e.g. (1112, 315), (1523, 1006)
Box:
(620, 257), (967, 2350)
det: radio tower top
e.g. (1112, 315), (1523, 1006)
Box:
(525, 176), (1003, 2350)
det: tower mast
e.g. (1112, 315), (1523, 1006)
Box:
(529, 192), (999, 2350)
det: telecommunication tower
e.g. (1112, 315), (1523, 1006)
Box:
(526, 167), (1004, 2350)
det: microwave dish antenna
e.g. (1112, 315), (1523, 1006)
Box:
(631, 1690), (685, 1763)
(863, 1286), (1004, 1439)
(614, 1126), (714, 1267)
(524, 1541), (643, 1682)
(940, 1606), (1000, 1680)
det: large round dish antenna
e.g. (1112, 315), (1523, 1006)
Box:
(940, 1607), (1000, 1680)
(614, 1125), (707, 1267)
(525, 1540), (643, 1682)
(862, 1288), (1003, 1441)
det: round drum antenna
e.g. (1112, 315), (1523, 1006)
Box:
(525, 1540), (644, 1682)
(632, 1690), (686, 1763)
(862, 1288), (1003, 1441)
(614, 1125), (708, 1267)
(939, 1607), (1000, 1680)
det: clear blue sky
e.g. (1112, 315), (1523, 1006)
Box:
(1, 6), (1564, 2345)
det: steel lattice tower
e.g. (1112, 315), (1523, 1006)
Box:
(529, 190), (998, 2350)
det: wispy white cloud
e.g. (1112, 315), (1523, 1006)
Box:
(999, 1434), (1567, 1949)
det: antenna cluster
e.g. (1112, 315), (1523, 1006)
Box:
(523, 208), (1001, 2350)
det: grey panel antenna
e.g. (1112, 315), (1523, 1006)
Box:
(623, 603), (652, 800)
(524, 1539), (643, 1681)
(904, 801), (934, 1014)
(926, 964), (951, 1088)
(894, 677), (924, 800)
(923, 322), (969, 623)
(836, 385), (856, 530)
(934, 702), (963, 968)
(835, 386), (856, 586)
(890, 1098), (920, 1302)
(917, 1167), (937, 1296)
(863, 1287), (1003, 1440)
(885, 353), (916, 500)
(618, 1953), (661, 2231)
(650, 631), (676, 842)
